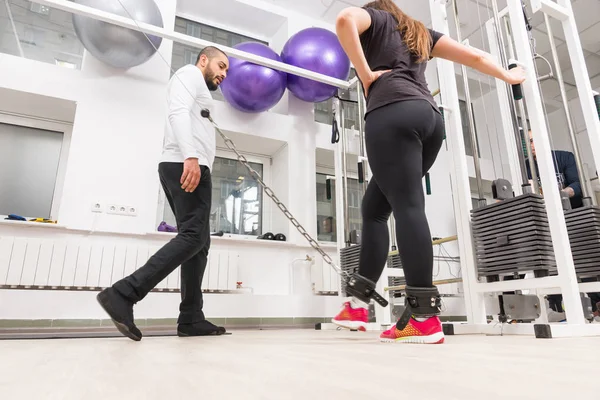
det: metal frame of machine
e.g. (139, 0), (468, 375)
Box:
(436, 0), (600, 338)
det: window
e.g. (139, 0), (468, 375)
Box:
(161, 156), (263, 236)
(316, 173), (364, 243)
(314, 69), (360, 129)
(0, 122), (63, 219)
(171, 17), (267, 102)
(316, 173), (336, 242)
(0, 0), (84, 69)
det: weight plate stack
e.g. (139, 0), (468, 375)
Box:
(387, 252), (405, 298)
(339, 245), (361, 296)
(565, 205), (600, 279)
(471, 193), (557, 279)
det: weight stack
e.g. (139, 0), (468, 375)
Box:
(471, 193), (557, 280)
(565, 206), (600, 279)
(339, 245), (361, 296)
(387, 252), (405, 298)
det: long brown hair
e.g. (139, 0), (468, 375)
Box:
(363, 0), (432, 63)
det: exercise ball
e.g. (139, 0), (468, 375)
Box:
(220, 42), (287, 113)
(72, 0), (164, 69)
(281, 27), (350, 103)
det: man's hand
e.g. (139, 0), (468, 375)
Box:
(562, 187), (575, 198)
(181, 158), (200, 193)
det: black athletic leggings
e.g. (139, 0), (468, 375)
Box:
(358, 99), (445, 288)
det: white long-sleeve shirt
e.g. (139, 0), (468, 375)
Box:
(160, 64), (216, 169)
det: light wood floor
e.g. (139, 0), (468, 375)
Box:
(0, 329), (597, 399)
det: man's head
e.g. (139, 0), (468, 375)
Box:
(528, 129), (536, 158)
(195, 46), (229, 91)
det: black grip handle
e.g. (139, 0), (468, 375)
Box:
(594, 94), (600, 120)
(508, 63), (523, 101)
(358, 162), (365, 183)
(326, 178), (332, 200)
(439, 107), (446, 140)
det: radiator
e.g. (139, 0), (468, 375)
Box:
(0, 235), (239, 292)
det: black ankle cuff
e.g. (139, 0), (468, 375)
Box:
(344, 273), (377, 304)
(396, 286), (442, 330)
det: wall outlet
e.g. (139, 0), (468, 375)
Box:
(107, 204), (137, 217)
(91, 203), (103, 213)
(107, 204), (121, 215)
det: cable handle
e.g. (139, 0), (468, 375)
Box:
(508, 59), (524, 101)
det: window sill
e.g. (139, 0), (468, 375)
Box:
(145, 231), (295, 246)
(0, 220), (339, 252)
(0, 218), (68, 230)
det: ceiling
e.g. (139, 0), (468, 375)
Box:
(263, 0), (431, 25)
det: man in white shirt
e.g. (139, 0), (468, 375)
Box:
(97, 46), (229, 341)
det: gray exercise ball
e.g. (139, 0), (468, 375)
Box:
(72, 0), (164, 69)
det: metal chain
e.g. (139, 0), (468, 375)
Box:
(205, 114), (348, 279)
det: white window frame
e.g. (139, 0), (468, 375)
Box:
(0, 112), (72, 221)
(156, 148), (272, 238)
(315, 163), (361, 244)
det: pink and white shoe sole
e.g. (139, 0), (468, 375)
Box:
(331, 318), (368, 331)
(380, 331), (445, 344)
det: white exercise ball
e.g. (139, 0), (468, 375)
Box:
(72, 0), (164, 69)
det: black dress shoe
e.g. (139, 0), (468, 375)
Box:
(97, 288), (142, 341)
(177, 320), (227, 337)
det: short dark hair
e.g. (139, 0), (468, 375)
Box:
(195, 46), (227, 64)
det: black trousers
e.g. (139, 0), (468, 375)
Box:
(113, 162), (212, 324)
(358, 100), (445, 288)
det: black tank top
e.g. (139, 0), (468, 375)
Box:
(360, 7), (444, 116)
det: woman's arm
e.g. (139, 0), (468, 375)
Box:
(431, 35), (526, 85)
(335, 7), (372, 81)
(335, 7), (391, 95)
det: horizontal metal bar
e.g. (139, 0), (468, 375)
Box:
(317, 322), (389, 331)
(498, 6), (509, 18)
(475, 276), (561, 293)
(385, 277), (462, 292)
(388, 235), (457, 256)
(530, 0), (569, 21)
(446, 321), (600, 338)
(544, 323), (600, 338)
(32, 0), (351, 89)
(445, 322), (535, 336)
(538, 73), (554, 82)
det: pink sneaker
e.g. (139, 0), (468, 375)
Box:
(380, 316), (445, 344)
(332, 302), (368, 330)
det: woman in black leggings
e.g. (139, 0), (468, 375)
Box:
(331, 0), (526, 343)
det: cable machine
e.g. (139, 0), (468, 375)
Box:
(438, 0), (600, 338)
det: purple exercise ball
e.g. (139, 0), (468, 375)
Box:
(220, 42), (287, 113)
(281, 27), (351, 103)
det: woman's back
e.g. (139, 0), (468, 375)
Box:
(359, 7), (443, 116)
